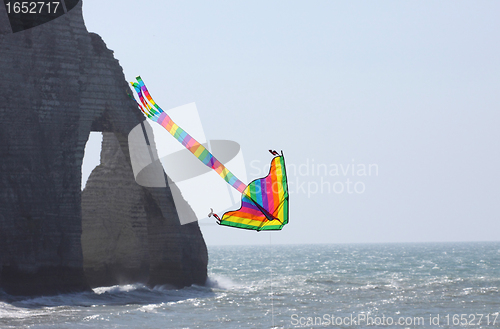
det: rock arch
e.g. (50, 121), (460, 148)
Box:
(0, 2), (207, 295)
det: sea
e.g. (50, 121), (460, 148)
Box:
(0, 242), (499, 328)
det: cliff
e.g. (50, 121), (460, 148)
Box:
(0, 1), (208, 295)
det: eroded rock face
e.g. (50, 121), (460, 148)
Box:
(0, 1), (207, 295)
(82, 133), (208, 288)
(81, 133), (151, 287)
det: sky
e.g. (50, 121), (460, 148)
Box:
(81, 0), (500, 246)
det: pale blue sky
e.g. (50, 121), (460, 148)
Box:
(81, 1), (500, 245)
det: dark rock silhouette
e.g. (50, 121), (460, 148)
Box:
(0, 1), (207, 295)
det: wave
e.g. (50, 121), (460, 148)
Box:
(205, 275), (239, 290)
(0, 282), (216, 313)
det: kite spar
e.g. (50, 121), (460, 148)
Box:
(130, 77), (289, 231)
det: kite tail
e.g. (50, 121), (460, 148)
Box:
(129, 76), (247, 194)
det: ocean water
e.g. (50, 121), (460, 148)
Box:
(1, 242), (499, 328)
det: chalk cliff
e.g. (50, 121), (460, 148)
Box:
(0, 1), (208, 295)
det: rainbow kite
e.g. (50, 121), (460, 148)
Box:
(130, 76), (289, 231)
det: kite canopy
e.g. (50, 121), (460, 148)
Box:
(218, 153), (289, 231)
(130, 76), (289, 231)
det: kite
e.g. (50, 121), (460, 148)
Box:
(130, 76), (289, 231)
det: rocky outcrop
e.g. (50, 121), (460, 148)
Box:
(82, 132), (208, 288)
(81, 133), (151, 287)
(0, 1), (207, 295)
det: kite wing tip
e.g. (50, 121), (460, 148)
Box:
(208, 208), (221, 223)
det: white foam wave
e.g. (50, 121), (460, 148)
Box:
(0, 281), (215, 314)
(93, 283), (148, 295)
(205, 275), (238, 290)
